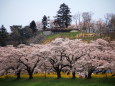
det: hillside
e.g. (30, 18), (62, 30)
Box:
(42, 32), (110, 43)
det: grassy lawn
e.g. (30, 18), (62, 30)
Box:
(42, 32), (110, 43)
(43, 32), (79, 43)
(0, 78), (115, 86)
(47, 32), (79, 39)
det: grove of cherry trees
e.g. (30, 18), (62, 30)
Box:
(0, 38), (115, 79)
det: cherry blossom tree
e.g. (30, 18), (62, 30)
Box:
(62, 39), (87, 79)
(17, 44), (43, 79)
(38, 45), (52, 78)
(48, 46), (69, 79)
(75, 39), (115, 79)
(0, 38), (115, 80)
(0, 45), (25, 79)
(47, 38), (70, 79)
(0, 46), (12, 76)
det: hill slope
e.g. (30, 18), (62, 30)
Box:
(42, 32), (110, 43)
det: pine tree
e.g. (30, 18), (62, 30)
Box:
(0, 25), (8, 46)
(30, 20), (37, 33)
(55, 3), (72, 28)
(42, 15), (47, 30)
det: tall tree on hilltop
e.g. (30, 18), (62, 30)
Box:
(42, 15), (47, 30)
(30, 20), (37, 33)
(0, 25), (8, 46)
(54, 3), (72, 28)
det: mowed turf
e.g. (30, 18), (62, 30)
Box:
(0, 78), (115, 86)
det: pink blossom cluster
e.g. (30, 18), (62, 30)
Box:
(0, 38), (115, 79)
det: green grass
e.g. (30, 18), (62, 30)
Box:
(43, 32), (79, 43)
(47, 32), (79, 39)
(43, 32), (109, 43)
(0, 78), (115, 86)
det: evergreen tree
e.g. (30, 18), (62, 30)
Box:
(0, 25), (8, 46)
(30, 20), (37, 33)
(42, 15), (47, 30)
(22, 26), (33, 39)
(55, 3), (72, 28)
(10, 25), (22, 46)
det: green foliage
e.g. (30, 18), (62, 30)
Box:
(9, 25), (39, 46)
(21, 26), (33, 39)
(29, 20), (37, 33)
(0, 78), (115, 86)
(0, 25), (8, 46)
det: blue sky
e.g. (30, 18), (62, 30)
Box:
(0, 0), (115, 32)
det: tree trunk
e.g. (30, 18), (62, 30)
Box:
(87, 70), (93, 79)
(16, 72), (21, 79)
(57, 71), (61, 79)
(44, 70), (46, 79)
(28, 72), (33, 79)
(72, 71), (76, 79)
